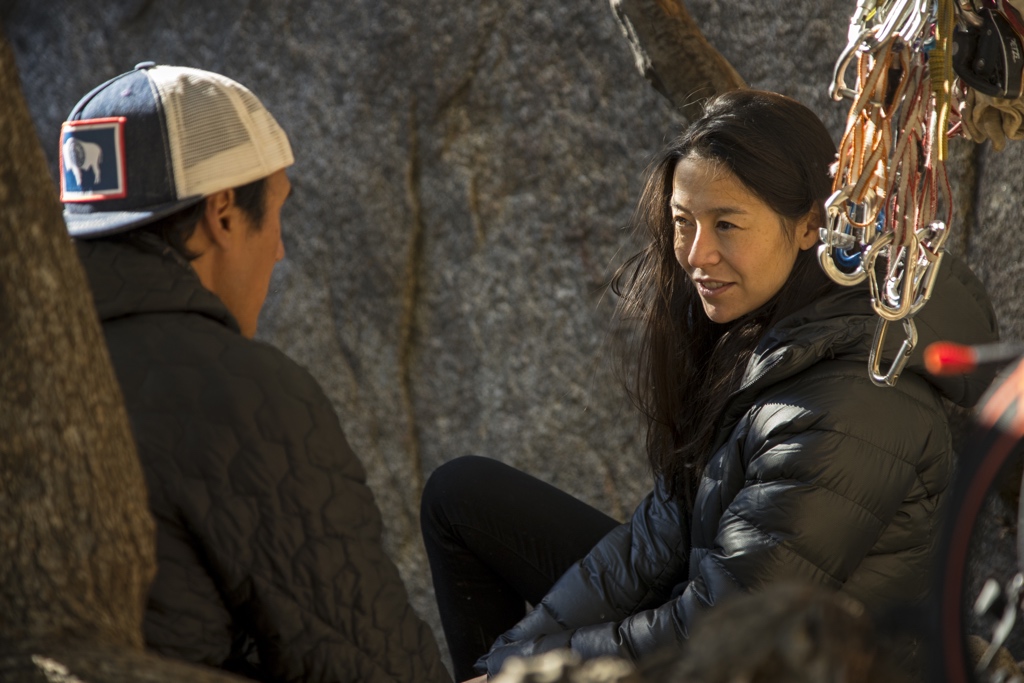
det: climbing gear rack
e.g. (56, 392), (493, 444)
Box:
(822, 0), (957, 387)
(823, 0), (1024, 387)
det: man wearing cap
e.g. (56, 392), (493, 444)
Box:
(60, 62), (452, 683)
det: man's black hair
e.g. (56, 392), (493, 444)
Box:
(114, 176), (268, 261)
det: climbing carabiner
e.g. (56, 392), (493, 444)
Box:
(907, 221), (949, 317)
(864, 230), (921, 321)
(831, 29), (869, 101)
(870, 0), (923, 48)
(817, 187), (877, 286)
(869, 316), (919, 387)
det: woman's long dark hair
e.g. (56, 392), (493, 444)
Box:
(612, 90), (841, 508)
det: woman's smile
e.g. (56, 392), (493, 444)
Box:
(692, 278), (733, 297)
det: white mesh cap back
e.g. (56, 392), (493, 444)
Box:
(149, 66), (294, 199)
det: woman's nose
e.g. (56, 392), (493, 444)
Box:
(687, 225), (720, 270)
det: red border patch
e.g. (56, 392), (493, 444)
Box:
(59, 116), (128, 202)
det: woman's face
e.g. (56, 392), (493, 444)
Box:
(671, 155), (818, 324)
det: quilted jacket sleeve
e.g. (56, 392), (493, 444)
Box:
(477, 480), (689, 675)
(178, 343), (452, 683)
(479, 369), (941, 676)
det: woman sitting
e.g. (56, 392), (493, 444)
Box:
(420, 89), (998, 680)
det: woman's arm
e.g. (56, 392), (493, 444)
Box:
(479, 384), (940, 675)
(476, 479), (689, 674)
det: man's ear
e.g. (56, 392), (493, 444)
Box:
(197, 188), (239, 248)
(795, 204), (823, 251)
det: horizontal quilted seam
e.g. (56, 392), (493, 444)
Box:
(732, 478), (889, 527)
(753, 397), (937, 466)
(711, 506), (846, 586)
(744, 380), (946, 497)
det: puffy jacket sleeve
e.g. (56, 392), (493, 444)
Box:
(477, 479), (689, 675)
(183, 345), (452, 683)
(480, 374), (933, 676)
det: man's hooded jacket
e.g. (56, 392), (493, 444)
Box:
(78, 237), (452, 683)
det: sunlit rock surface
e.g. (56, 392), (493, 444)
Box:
(6, 0), (1021, 666)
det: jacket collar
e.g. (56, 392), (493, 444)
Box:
(76, 235), (241, 334)
(735, 254), (999, 409)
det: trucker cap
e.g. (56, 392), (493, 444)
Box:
(60, 62), (294, 238)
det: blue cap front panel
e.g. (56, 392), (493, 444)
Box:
(62, 68), (178, 215)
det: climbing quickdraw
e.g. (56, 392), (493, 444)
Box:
(823, 0), (956, 387)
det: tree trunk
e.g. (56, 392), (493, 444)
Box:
(0, 26), (244, 683)
(609, 0), (747, 119)
(0, 25), (155, 651)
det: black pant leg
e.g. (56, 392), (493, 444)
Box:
(420, 455), (620, 680)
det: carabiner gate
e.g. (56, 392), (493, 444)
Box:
(869, 316), (919, 387)
(864, 230), (922, 321)
(817, 186), (875, 286)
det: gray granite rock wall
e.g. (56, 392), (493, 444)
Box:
(5, 0), (1022, 668)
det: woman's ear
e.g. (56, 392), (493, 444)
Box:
(794, 205), (823, 251)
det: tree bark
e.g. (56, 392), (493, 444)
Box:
(609, 0), (747, 119)
(0, 26), (251, 683)
(0, 26), (156, 650)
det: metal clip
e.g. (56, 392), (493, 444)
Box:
(917, 219), (950, 257)
(870, 221), (948, 320)
(864, 230), (922, 321)
(869, 316), (918, 387)
(833, 0), (881, 101)
(831, 31), (869, 101)
(906, 221), (948, 317)
(817, 187), (877, 286)
(894, 0), (930, 44)
(831, 0), (930, 100)
(848, 0), (880, 43)
(818, 242), (870, 287)
(869, 0), (926, 48)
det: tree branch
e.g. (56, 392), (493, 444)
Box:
(609, 0), (747, 119)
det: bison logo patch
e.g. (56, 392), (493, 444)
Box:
(60, 117), (127, 202)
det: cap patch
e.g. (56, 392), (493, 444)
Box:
(60, 117), (127, 202)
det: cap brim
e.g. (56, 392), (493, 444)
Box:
(64, 195), (204, 239)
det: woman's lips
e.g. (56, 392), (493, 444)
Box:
(694, 279), (733, 297)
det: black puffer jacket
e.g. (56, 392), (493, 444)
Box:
(479, 256), (998, 675)
(78, 238), (452, 683)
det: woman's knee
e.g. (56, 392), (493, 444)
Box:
(421, 455), (500, 534)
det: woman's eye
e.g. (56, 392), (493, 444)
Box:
(717, 221), (736, 231)
(673, 216), (691, 230)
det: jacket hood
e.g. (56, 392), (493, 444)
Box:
(742, 254), (999, 408)
(77, 237), (240, 333)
